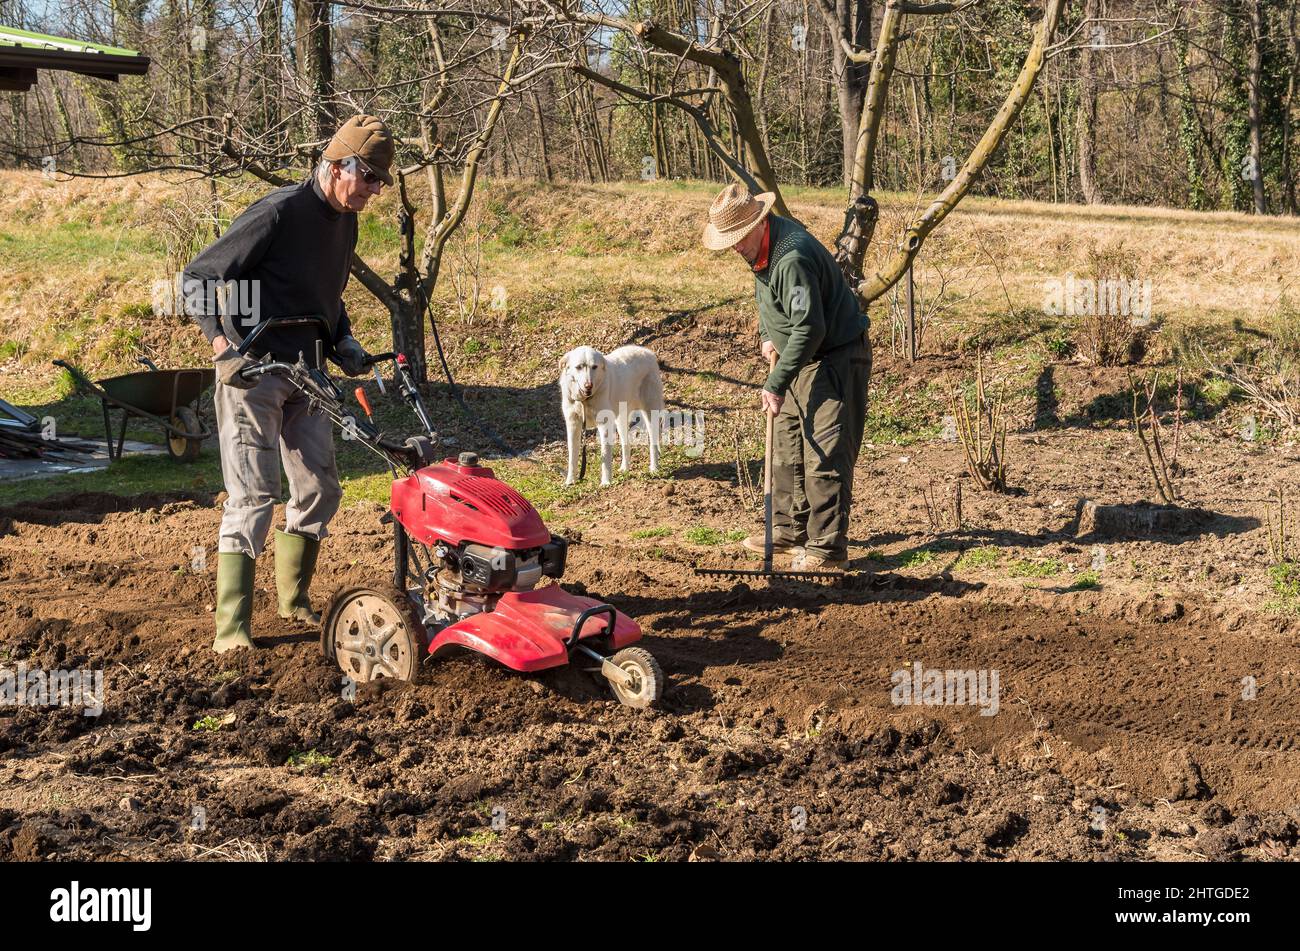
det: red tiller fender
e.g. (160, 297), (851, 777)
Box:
(427, 585), (642, 672)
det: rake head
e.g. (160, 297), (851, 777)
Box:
(693, 566), (846, 585)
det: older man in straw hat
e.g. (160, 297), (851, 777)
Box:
(184, 114), (395, 653)
(703, 183), (871, 571)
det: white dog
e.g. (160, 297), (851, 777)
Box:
(559, 345), (665, 486)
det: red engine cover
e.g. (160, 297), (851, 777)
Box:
(390, 458), (551, 549)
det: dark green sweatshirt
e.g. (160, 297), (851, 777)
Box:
(755, 215), (869, 395)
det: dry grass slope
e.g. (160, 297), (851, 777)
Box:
(2, 170), (1297, 404)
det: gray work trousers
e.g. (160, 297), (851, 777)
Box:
(213, 375), (342, 557)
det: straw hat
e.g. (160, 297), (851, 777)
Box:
(702, 183), (777, 251)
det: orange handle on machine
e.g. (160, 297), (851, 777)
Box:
(354, 387), (373, 418)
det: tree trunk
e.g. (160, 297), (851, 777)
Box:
(1247, 0), (1268, 214)
(1283, 0), (1298, 214)
(294, 0), (335, 143)
(532, 88), (553, 183)
(841, 0), (872, 188)
(1077, 0), (1102, 204)
(259, 0), (283, 140)
(1176, 26), (1210, 210)
(1221, 2), (1254, 211)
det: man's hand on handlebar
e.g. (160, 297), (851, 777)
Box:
(215, 347), (257, 389)
(334, 336), (371, 377)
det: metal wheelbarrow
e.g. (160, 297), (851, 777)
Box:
(52, 357), (215, 462)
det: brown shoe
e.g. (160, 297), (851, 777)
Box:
(741, 534), (802, 555)
(790, 551), (847, 571)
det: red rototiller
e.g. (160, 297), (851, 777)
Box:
(238, 318), (662, 708)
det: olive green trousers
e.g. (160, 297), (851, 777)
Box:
(770, 333), (871, 561)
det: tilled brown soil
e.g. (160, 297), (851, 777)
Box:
(1, 484), (1298, 862)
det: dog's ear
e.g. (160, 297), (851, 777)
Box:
(558, 353), (570, 377)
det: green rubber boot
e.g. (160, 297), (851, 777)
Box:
(275, 530), (321, 624)
(213, 552), (256, 653)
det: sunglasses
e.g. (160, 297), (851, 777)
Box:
(346, 156), (384, 186)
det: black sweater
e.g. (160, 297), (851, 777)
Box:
(183, 176), (356, 366)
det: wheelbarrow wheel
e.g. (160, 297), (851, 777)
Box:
(605, 647), (663, 709)
(167, 406), (203, 462)
(322, 584), (425, 684)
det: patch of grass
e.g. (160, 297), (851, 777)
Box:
(1009, 557), (1065, 578)
(0, 443), (223, 507)
(899, 548), (935, 569)
(459, 829), (499, 847)
(954, 546), (1001, 570)
(96, 324), (145, 363)
(0, 217), (157, 264)
(339, 471), (392, 508)
(287, 749), (334, 770)
(117, 301), (155, 321)
(1264, 561), (1300, 614)
(1068, 570), (1101, 590)
(356, 213), (399, 252)
(1198, 375), (1235, 408)
(1044, 328), (1074, 360)
(865, 400), (942, 447)
(684, 525), (741, 545)
(630, 526), (673, 539)
(483, 199), (531, 249)
(1269, 561), (1300, 599)
(859, 547), (939, 569)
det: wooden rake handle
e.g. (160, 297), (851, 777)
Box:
(763, 350), (777, 573)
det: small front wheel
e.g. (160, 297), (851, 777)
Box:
(605, 647), (663, 709)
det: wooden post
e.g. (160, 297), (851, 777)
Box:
(904, 262), (917, 362)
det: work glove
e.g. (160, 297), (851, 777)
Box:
(214, 348), (257, 389)
(334, 336), (370, 377)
